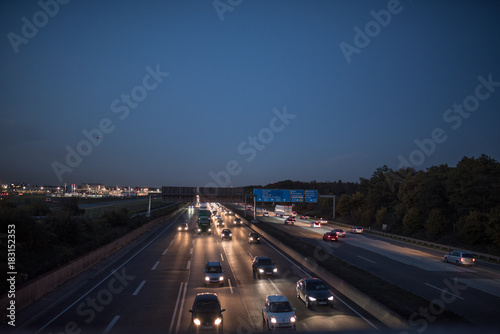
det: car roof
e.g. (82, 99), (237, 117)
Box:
(206, 261), (221, 266)
(267, 294), (289, 303)
(195, 292), (219, 301)
(255, 256), (271, 260)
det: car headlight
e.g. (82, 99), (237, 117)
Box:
(197, 228), (201, 232)
(273, 268), (278, 273)
(270, 317), (277, 324)
(250, 238), (253, 241)
(178, 227), (181, 230)
(308, 296), (316, 301)
(205, 276), (210, 281)
(193, 318), (201, 326)
(214, 318), (222, 325)
(219, 276), (224, 281)
(328, 296), (334, 301)
(229, 233), (232, 236)
(290, 316), (296, 323)
(208, 228), (212, 231)
(258, 269), (264, 273)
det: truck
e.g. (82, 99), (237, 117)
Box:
(275, 205), (293, 218)
(197, 209), (212, 234)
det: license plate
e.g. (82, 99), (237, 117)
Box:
(318, 302), (327, 305)
(203, 325), (213, 329)
(266, 272), (272, 275)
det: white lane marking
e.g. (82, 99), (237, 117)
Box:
(228, 278), (234, 294)
(189, 248), (193, 255)
(186, 260), (191, 270)
(162, 248), (168, 255)
(248, 251), (254, 259)
(175, 281), (188, 334)
(35, 213), (184, 334)
(151, 261), (160, 270)
(220, 253), (225, 262)
(425, 283), (464, 300)
(169, 282), (184, 334)
(103, 315), (120, 334)
(358, 256), (376, 264)
(132, 280), (146, 296)
(268, 278), (281, 294)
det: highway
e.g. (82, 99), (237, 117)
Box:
(9, 206), (385, 334)
(241, 205), (500, 327)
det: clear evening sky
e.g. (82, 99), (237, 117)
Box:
(1, 0), (499, 188)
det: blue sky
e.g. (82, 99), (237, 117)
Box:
(1, 0), (499, 188)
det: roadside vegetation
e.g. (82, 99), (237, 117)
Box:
(0, 196), (179, 293)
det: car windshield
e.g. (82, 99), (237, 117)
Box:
(307, 282), (327, 290)
(259, 259), (273, 265)
(269, 302), (292, 313)
(194, 300), (219, 312)
(462, 253), (474, 258)
(206, 266), (222, 273)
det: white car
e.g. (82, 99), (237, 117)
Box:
(311, 221), (322, 228)
(262, 295), (296, 331)
(350, 226), (364, 233)
(444, 250), (475, 266)
(263, 212), (269, 217)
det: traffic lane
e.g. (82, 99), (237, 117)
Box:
(179, 232), (251, 333)
(108, 226), (194, 333)
(22, 211), (189, 334)
(223, 222), (379, 332)
(316, 233), (500, 326)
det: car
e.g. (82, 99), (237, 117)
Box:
(221, 229), (232, 241)
(226, 211), (234, 216)
(177, 222), (189, 231)
(285, 217), (294, 225)
(263, 212), (269, 217)
(248, 232), (261, 244)
(216, 218), (224, 227)
(331, 229), (346, 237)
(311, 221), (322, 228)
(350, 226), (363, 233)
(189, 293), (225, 331)
(296, 278), (334, 308)
(203, 261), (225, 286)
(323, 232), (338, 241)
(262, 295), (297, 331)
(233, 217), (243, 225)
(318, 218), (328, 224)
(444, 250), (476, 266)
(252, 256), (277, 278)
(300, 215), (308, 219)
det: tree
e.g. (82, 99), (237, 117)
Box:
(457, 211), (490, 245)
(425, 208), (447, 240)
(376, 207), (389, 227)
(336, 194), (352, 216)
(402, 207), (424, 236)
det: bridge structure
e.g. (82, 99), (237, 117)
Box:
(161, 186), (248, 204)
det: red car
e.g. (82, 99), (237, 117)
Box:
(285, 218), (294, 225)
(322, 232), (338, 242)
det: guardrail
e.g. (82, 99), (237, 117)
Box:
(328, 221), (500, 264)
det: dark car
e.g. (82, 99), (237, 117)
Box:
(322, 232), (338, 242)
(189, 293), (225, 331)
(177, 222), (189, 231)
(252, 256), (277, 278)
(331, 229), (346, 237)
(233, 217), (243, 225)
(296, 278), (334, 308)
(221, 229), (232, 241)
(248, 232), (261, 244)
(284, 217), (294, 225)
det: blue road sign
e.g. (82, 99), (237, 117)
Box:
(305, 190), (318, 203)
(291, 189), (304, 202)
(254, 189), (291, 202)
